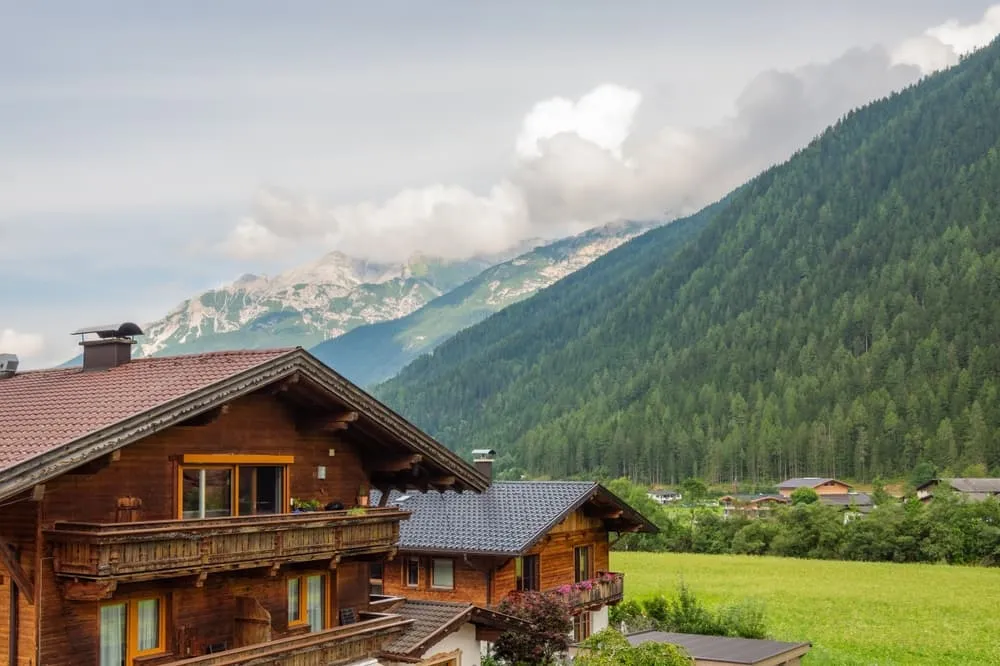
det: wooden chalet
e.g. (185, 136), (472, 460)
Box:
(916, 478), (1000, 503)
(718, 495), (787, 519)
(371, 454), (657, 645)
(776, 478), (851, 497)
(0, 325), (488, 666)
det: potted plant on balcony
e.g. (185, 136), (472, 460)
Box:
(291, 498), (323, 513)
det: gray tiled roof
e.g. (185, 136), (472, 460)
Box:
(382, 600), (472, 655)
(777, 477), (838, 489)
(947, 478), (1000, 493)
(625, 631), (810, 665)
(819, 493), (873, 507)
(372, 480), (652, 555)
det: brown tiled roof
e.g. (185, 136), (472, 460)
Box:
(382, 600), (472, 656)
(381, 600), (528, 658)
(0, 349), (295, 472)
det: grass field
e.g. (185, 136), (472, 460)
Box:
(612, 552), (1000, 665)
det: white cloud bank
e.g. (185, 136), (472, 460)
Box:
(222, 5), (1000, 264)
(0, 329), (46, 359)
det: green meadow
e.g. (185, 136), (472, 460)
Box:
(612, 552), (1000, 665)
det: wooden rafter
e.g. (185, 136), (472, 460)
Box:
(62, 579), (116, 602)
(369, 454), (423, 473)
(266, 374), (300, 395)
(0, 538), (34, 605)
(303, 410), (360, 433)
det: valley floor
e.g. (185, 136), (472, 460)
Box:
(612, 551), (1000, 665)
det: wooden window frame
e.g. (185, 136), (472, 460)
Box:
(573, 611), (592, 642)
(430, 558), (454, 590)
(574, 545), (594, 583)
(176, 456), (293, 519)
(515, 554), (540, 592)
(100, 595), (167, 665)
(286, 573), (330, 630)
(405, 557), (420, 588)
(369, 560), (384, 596)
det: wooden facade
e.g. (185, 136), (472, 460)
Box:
(0, 374), (474, 666)
(380, 507), (619, 615)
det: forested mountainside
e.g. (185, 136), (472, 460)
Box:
(311, 220), (652, 386)
(377, 39), (1000, 485)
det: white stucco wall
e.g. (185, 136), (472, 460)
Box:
(421, 622), (481, 666)
(592, 606), (609, 634)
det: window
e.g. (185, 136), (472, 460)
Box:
(574, 545), (593, 583)
(369, 560), (384, 596)
(178, 455), (292, 520)
(405, 557), (420, 587)
(573, 612), (592, 642)
(431, 559), (454, 590)
(287, 574), (326, 632)
(515, 554), (540, 592)
(182, 468), (233, 519)
(100, 597), (165, 666)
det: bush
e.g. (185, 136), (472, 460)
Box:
(493, 591), (572, 665)
(631, 582), (768, 639)
(576, 628), (692, 666)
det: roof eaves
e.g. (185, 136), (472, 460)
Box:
(408, 606), (473, 656)
(516, 482), (600, 553)
(294, 354), (488, 492)
(0, 349), (301, 502)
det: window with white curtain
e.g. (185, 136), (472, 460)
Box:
(100, 597), (164, 665)
(287, 577), (302, 623)
(306, 574), (325, 632)
(431, 558), (454, 589)
(136, 598), (161, 653)
(99, 603), (127, 666)
(288, 574), (327, 631)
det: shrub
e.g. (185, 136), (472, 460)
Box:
(493, 591), (572, 665)
(576, 628), (692, 666)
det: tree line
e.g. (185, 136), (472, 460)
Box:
(606, 477), (1000, 566)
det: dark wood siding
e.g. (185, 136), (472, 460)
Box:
(15, 391), (379, 666)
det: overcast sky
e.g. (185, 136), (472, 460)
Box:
(3, 1), (999, 368)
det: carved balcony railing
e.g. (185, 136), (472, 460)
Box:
(552, 571), (625, 611)
(152, 613), (412, 666)
(45, 509), (407, 587)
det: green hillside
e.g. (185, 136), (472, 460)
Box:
(377, 39), (1000, 485)
(311, 221), (653, 386)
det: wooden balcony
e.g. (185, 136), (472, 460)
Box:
(45, 509), (407, 590)
(153, 612), (412, 666)
(553, 571), (625, 611)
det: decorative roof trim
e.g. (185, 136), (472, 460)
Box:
(0, 348), (487, 502)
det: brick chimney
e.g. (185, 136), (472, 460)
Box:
(72, 322), (144, 371)
(471, 449), (496, 482)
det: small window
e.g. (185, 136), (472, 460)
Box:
(287, 578), (301, 624)
(370, 560), (384, 596)
(406, 557), (420, 587)
(431, 559), (454, 590)
(515, 554), (540, 592)
(574, 545), (593, 583)
(573, 611), (592, 642)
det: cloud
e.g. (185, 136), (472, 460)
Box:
(893, 5), (1000, 73)
(222, 6), (1000, 264)
(0, 329), (45, 358)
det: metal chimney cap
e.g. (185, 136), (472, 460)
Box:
(471, 448), (497, 459)
(0, 353), (19, 377)
(71, 322), (144, 339)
